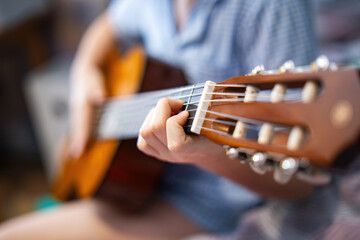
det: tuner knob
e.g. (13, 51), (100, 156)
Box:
(251, 65), (265, 75)
(279, 60), (295, 73)
(250, 152), (268, 174)
(226, 148), (250, 162)
(311, 55), (330, 71)
(226, 147), (238, 160)
(274, 157), (299, 184)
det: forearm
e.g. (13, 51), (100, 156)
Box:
(72, 12), (116, 72)
(192, 146), (314, 201)
(68, 12), (117, 156)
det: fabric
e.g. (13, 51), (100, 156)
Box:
(188, 154), (360, 240)
(313, 0), (360, 65)
(107, 0), (317, 234)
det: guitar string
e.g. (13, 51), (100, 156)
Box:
(99, 90), (304, 118)
(95, 91), (304, 135)
(103, 89), (303, 110)
(95, 83), (305, 136)
(185, 117), (290, 132)
(97, 103), (292, 139)
(100, 75), (311, 120)
(103, 82), (253, 104)
(109, 108), (290, 134)
(101, 90), (304, 130)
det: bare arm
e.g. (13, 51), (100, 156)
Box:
(137, 98), (314, 200)
(72, 13), (115, 71)
(69, 12), (117, 157)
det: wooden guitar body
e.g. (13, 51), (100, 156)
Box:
(53, 47), (187, 211)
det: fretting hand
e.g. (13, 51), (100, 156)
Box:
(137, 98), (226, 164)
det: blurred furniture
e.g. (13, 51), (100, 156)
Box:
(25, 58), (71, 179)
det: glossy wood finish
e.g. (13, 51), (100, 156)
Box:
(202, 69), (360, 167)
(53, 47), (187, 210)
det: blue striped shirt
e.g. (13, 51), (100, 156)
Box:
(108, 0), (317, 234)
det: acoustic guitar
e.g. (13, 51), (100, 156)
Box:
(53, 48), (360, 211)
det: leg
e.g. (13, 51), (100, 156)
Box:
(0, 199), (205, 240)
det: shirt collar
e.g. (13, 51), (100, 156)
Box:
(171, 0), (223, 47)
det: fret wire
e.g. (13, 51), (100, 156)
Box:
(96, 94), (304, 132)
(185, 85), (195, 111)
(95, 84), (202, 136)
(96, 87), (304, 138)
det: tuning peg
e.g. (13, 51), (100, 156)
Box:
(274, 157), (298, 184)
(226, 147), (238, 160)
(279, 60), (295, 73)
(250, 152), (268, 174)
(251, 65), (265, 75)
(311, 55), (330, 71)
(226, 147), (250, 162)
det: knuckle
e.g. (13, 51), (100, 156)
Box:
(166, 117), (175, 127)
(158, 98), (169, 106)
(137, 138), (148, 152)
(139, 128), (151, 139)
(168, 141), (184, 153)
(150, 121), (163, 135)
(136, 138), (145, 150)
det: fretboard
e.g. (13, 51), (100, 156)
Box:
(96, 84), (205, 140)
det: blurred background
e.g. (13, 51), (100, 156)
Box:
(0, 0), (109, 221)
(0, 0), (359, 223)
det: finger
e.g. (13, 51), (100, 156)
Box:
(139, 108), (170, 155)
(150, 98), (183, 144)
(166, 111), (190, 153)
(136, 135), (160, 158)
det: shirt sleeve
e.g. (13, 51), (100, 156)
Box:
(107, 0), (143, 43)
(238, 0), (318, 72)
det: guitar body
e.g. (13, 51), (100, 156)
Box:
(53, 47), (188, 211)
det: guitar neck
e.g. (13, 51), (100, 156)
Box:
(96, 84), (204, 139)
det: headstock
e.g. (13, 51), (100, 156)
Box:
(191, 56), (360, 184)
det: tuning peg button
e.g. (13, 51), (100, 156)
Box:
(226, 147), (250, 162)
(250, 152), (268, 174)
(311, 55), (330, 71)
(226, 147), (239, 160)
(274, 157), (299, 184)
(279, 60), (295, 73)
(251, 65), (265, 75)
